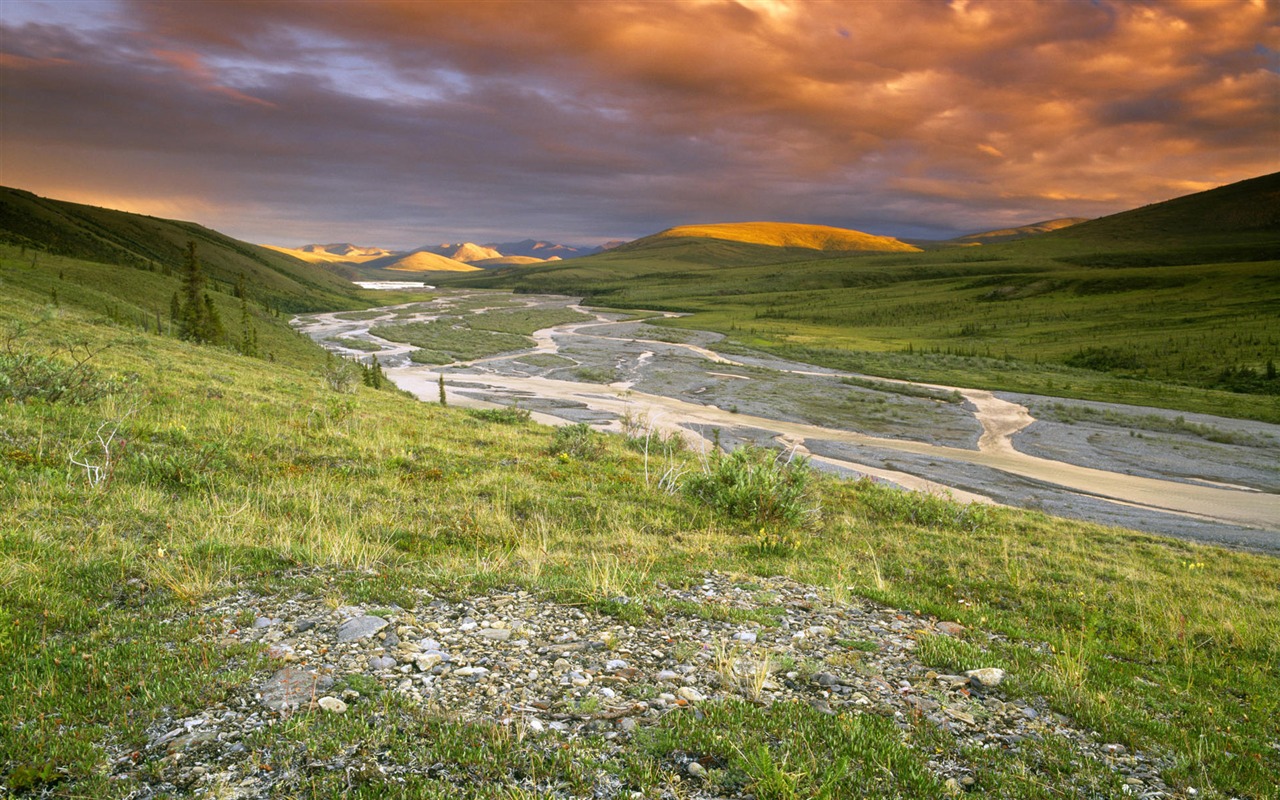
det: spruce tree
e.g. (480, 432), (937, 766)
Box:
(178, 242), (205, 340)
(202, 295), (225, 344)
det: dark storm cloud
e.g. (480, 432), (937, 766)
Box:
(2, 0), (1276, 246)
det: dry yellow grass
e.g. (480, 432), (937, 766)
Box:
(383, 251), (484, 272)
(652, 221), (921, 252)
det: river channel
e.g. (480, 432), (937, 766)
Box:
(294, 290), (1280, 553)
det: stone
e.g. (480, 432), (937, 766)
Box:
(478, 628), (511, 642)
(337, 615), (388, 643)
(936, 621), (965, 637)
(965, 668), (1006, 688)
(414, 653), (443, 671)
(259, 667), (333, 712)
(318, 696), (347, 714)
(733, 631), (757, 644)
(368, 656), (397, 671)
(676, 686), (705, 702)
(687, 761), (707, 778)
(812, 672), (841, 687)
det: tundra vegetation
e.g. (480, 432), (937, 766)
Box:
(455, 173), (1280, 423)
(1, 174), (1278, 797)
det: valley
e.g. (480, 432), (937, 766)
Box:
(297, 289), (1280, 552)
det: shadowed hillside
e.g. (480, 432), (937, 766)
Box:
(0, 187), (365, 312)
(1051, 171), (1280, 243)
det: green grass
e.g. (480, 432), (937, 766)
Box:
(467, 307), (592, 335)
(370, 319), (532, 362)
(517, 353), (574, 368)
(326, 336), (383, 351)
(2, 244), (1279, 798)
(453, 175), (1280, 421)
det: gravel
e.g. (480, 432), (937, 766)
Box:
(109, 572), (1182, 798)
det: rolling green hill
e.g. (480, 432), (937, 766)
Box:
(0, 187), (364, 313)
(456, 173), (1280, 420)
(0, 188), (424, 368)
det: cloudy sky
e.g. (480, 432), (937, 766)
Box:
(2, 0), (1277, 248)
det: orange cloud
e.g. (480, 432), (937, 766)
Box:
(150, 48), (276, 108)
(2, 0), (1275, 244)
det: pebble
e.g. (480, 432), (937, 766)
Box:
(676, 687), (705, 702)
(121, 571), (1177, 798)
(317, 697), (347, 714)
(965, 667), (1006, 688)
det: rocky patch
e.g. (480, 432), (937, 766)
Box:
(111, 573), (1177, 798)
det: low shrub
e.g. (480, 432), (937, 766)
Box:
(468, 406), (532, 424)
(683, 445), (816, 529)
(548, 422), (604, 460)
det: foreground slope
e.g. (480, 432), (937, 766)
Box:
(2, 246), (1278, 797)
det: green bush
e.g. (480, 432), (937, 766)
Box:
(0, 327), (115, 405)
(548, 422), (603, 460)
(683, 445), (815, 529)
(468, 406), (532, 424)
(855, 480), (990, 532)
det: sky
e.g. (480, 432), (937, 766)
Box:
(2, 0), (1277, 249)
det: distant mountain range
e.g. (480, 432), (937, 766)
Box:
(263, 238), (616, 273)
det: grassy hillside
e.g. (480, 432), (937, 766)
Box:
(457, 174), (1280, 421)
(0, 187), (365, 313)
(633, 222), (921, 253)
(952, 218), (1089, 244)
(2, 233), (1279, 798)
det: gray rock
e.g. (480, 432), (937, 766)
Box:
(812, 672), (841, 687)
(478, 627), (511, 642)
(338, 615), (388, 642)
(368, 656), (397, 671)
